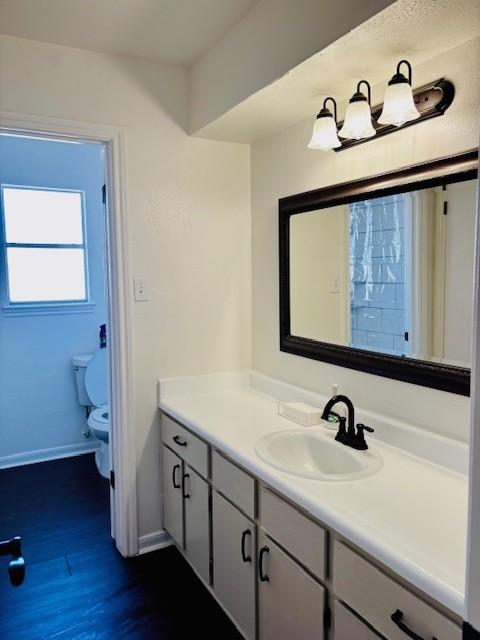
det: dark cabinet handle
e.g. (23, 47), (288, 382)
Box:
(258, 546), (269, 582)
(173, 435), (187, 447)
(182, 473), (190, 499)
(241, 529), (252, 563)
(172, 464), (180, 489)
(391, 610), (438, 640)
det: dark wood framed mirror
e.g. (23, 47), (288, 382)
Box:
(279, 150), (478, 396)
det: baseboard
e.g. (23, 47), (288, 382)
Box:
(0, 441), (100, 469)
(138, 530), (173, 555)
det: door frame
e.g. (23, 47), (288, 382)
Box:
(465, 157), (480, 636)
(0, 110), (138, 557)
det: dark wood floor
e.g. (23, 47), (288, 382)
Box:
(0, 454), (243, 639)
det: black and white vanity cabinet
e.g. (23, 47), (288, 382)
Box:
(161, 417), (210, 584)
(161, 414), (461, 640)
(162, 445), (183, 547)
(211, 486), (256, 639)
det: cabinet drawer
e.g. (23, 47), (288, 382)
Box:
(212, 450), (255, 519)
(334, 602), (380, 639)
(333, 541), (461, 640)
(162, 414), (208, 478)
(260, 487), (326, 580)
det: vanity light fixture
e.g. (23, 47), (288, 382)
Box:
(307, 97), (341, 151)
(338, 80), (376, 141)
(308, 63), (454, 152)
(378, 60), (420, 127)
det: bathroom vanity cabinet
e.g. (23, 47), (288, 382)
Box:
(161, 413), (461, 640)
(161, 417), (210, 583)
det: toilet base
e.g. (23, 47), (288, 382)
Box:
(95, 442), (110, 479)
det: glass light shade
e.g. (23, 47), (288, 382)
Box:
(378, 82), (420, 127)
(338, 100), (376, 140)
(308, 115), (341, 151)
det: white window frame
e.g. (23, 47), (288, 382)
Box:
(1, 183), (94, 316)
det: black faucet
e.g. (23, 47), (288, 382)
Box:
(321, 394), (374, 450)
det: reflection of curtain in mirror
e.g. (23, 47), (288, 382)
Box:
(349, 194), (411, 357)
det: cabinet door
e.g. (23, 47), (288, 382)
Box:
(258, 533), (325, 640)
(162, 445), (183, 547)
(184, 465), (210, 584)
(212, 492), (256, 640)
(334, 602), (380, 639)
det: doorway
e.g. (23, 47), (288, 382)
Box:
(0, 113), (137, 563)
(0, 131), (113, 548)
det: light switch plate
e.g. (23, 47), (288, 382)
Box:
(133, 277), (149, 301)
(330, 275), (340, 293)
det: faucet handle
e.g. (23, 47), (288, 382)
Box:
(353, 423), (374, 450)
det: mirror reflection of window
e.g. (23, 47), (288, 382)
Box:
(288, 177), (477, 367)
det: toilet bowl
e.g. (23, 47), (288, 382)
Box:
(88, 403), (110, 478)
(73, 348), (110, 479)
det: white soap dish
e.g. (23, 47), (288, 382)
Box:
(278, 401), (322, 426)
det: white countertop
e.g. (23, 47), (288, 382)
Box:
(158, 372), (468, 617)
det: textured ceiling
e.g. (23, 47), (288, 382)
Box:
(193, 0), (480, 142)
(0, 0), (258, 65)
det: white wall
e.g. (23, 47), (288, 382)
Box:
(0, 136), (107, 466)
(189, 0), (394, 134)
(251, 36), (480, 443)
(0, 34), (251, 538)
(290, 206), (346, 344)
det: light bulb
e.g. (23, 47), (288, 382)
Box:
(308, 114), (341, 151)
(378, 82), (420, 127)
(307, 98), (341, 151)
(338, 81), (376, 140)
(378, 60), (420, 127)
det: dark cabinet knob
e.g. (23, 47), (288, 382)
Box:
(258, 546), (270, 582)
(391, 609), (438, 640)
(241, 529), (252, 563)
(172, 463), (181, 489)
(181, 473), (190, 499)
(173, 435), (187, 447)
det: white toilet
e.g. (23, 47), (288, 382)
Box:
(73, 349), (110, 479)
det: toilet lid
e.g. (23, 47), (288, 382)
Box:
(84, 348), (108, 407)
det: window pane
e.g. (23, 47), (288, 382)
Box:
(3, 187), (84, 244)
(7, 247), (86, 302)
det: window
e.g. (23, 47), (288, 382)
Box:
(1, 186), (89, 306)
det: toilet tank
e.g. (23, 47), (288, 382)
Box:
(72, 354), (93, 406)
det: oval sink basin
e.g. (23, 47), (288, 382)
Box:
(255, 429), (382, 481)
